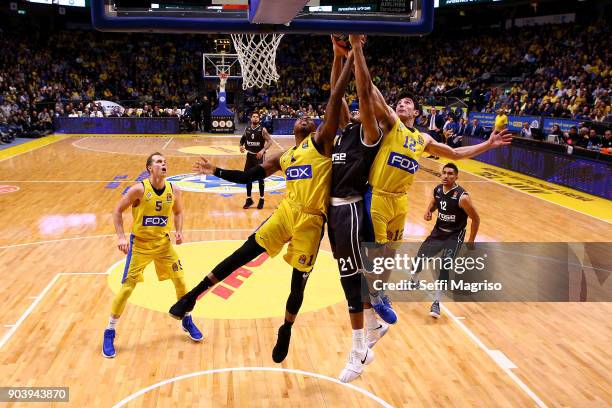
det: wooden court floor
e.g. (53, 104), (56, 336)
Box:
(0, 135), (610, 407)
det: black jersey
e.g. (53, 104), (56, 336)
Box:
(241, 125), (265, 153)
(331, 122), (381, 198)
(433, 184), (469, 232)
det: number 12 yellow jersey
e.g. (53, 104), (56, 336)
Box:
(368, 119), (426, 194)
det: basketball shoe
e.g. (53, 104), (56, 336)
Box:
(338, 347), (374, 383)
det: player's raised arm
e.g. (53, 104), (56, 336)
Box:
(112, 183), (144, 254)
(193, 152), (282, 182)
(314, 51), (355, 156)
(423, 128), (513, 160)
(331, 37), (351, 130)
(349, 34), (396, 133)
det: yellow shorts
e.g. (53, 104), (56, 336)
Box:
(121, 234), (184, 284)
(255, 199), (325, 272)
(364, 189), (408, 244)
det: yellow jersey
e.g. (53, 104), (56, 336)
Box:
(368, 119), (426, 194)
(131, 179), (174, 240)
(279, 133), (331, 215)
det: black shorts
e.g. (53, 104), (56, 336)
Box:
(416, 227), (466, 270)
(328, 200), (369, 277)
(244, 152), (264, 171)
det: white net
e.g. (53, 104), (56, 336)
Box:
(231, 33), (285, 90)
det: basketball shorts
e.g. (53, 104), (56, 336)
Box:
(121, 234), (184, 284)
(244, 152), (264, 171)
(255, 199), (325, 272)
(364, 188), (408, 244)
(416, 227), (466, 273)
(328, 200), (370, 277)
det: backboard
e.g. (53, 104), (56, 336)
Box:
(203, 53), (242, 79)
(91, 0), (434, 36)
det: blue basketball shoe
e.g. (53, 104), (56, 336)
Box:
(182, 315), (203, 341)
(102, 329), (116, 358)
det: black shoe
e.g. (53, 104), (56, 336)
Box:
(430, 300), (441, 319)
(272, 324), (292, 363)
(243, 197), (254, 209)
(169, 295), (196, 320)
(257, 198), (264, 209)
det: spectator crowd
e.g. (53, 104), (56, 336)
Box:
(1, 17), (610, 143)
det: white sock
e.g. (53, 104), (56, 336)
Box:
(370, 293), (382, 305)
(365, 308), (379, 330)
(352, 329), (365, 351)
(107, 316), (118, 330)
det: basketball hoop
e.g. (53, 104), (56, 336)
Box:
(231, 33), (285, 90)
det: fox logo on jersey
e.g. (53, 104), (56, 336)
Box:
(387, 152), (419, 174)
(285, 165), (312, 180)
(142, 216), (168, 226)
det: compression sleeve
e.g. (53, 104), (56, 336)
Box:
(213, 165), (266, 183)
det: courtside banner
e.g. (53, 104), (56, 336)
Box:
(542, 117), (581, 134)
(358, 242), (611, 302)
(468, 112), (495, 128)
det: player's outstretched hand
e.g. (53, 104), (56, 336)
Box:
(240, 145), (245, 153)
(424, 211), (432, 221)
(193, 156), (216, 175)
(331, 35), (348, 57)
(117, 236), (129, 254)
(175, 231), (183, 245)
(348, 34), (366, 49)
(489, 128), (513, 147)
(256, 151), (264, 159)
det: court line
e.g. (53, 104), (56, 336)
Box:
(71, 139), (195, 157)
(441, 304), (548, 408)
(0, 271), (116, 350)
(111, 367), (393, 408)
(162, 137), (174, 150)
(1, 238), (540, 405)
(71, 139), (254, 158)
(423, 157), (611, 224)
(272, 137), (284, 150)
(0, 229), (255, 250)
(0, 135), (67, 162)
(0, 274), (61, 350)
(0, 179), (489, 184)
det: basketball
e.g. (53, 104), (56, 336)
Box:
(332, 34), (351, 50)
